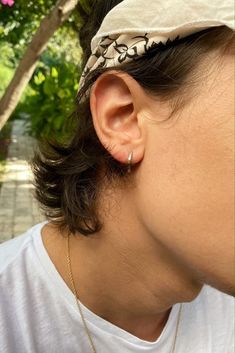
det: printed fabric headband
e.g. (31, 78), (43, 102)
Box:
(78, 0), (234, 93)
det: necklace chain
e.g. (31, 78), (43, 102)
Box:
(66, 234), (183, 353)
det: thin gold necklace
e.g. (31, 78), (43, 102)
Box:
(66, 234), (183, 353)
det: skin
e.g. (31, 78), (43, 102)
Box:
(42, 47), (234, 342)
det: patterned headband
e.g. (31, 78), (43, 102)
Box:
(78, 0), (234, 94)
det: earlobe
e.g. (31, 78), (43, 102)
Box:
(90, 71), (145, 165)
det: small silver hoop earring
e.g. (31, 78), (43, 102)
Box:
(127, 151), (133, 174)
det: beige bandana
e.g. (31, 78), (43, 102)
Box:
(78, 0), (234, 92)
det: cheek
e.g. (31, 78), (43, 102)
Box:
(137, 111), (234, 291)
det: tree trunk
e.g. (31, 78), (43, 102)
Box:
(0, 0), (79, 131)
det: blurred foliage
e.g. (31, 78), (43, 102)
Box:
(0, 0), (96, 141)
(0, 0), (57, 58)
(0, 0), (93, 51)
(14, 51), (81, 141)
(0, 42), (14, 97)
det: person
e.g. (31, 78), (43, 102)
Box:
(0, 0), (234, 352)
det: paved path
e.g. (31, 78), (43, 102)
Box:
(0, 119), (45, 243)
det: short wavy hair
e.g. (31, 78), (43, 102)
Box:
(31, 0), (234, 236)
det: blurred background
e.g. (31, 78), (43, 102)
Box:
(0, 0), (92, 242)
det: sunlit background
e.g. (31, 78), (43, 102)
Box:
(0, 0), (92, 242)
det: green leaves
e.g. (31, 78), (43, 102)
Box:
(51, 67), (58, 78)
(14, 53), (80, 142)
(0, 0), (56, 44)
(43, 77), (56, 95)
(33, 71), (45, 85)
(0, 0), (95, 139)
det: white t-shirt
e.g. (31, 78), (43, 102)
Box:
(0, 222), (234, 353)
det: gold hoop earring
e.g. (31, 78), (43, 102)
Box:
(127, 151), (133, 174)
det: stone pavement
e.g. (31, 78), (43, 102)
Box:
(0, 119), (45, 243)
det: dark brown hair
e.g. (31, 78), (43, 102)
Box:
(31, 0), (234, 236)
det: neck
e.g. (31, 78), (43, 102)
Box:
(42, 186), (203, 342)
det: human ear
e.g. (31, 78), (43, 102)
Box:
(89, 70), (145, 165)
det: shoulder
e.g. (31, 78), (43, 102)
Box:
(0, 222), (47, 274)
